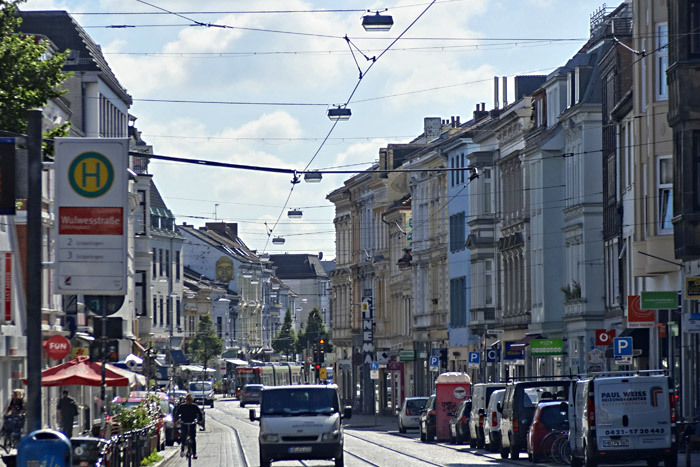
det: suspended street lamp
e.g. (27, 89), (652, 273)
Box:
(327, 105), (351, 121)
(272, 236), (286, 245)
(362, 10), (393, 32)
(288, 209), (303, 219)
(304, 171), (322, 183)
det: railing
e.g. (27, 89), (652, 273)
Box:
(98, 422), (157, 467)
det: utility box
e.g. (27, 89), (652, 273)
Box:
(17, 429), (71, 467)
(435, 372), (471, 441)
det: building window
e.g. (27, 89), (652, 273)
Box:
(656, 23), (668, 100)
(485, 260), (493, 305)
(159, 297), (164, 326)
(449, 212), (466, 252)
(658, 155), (673, 233)
(135, 271), (147, 316)
(135, 190), (146, 235)
(176, 299), (181, 328)
(165, 250), (170, 278)
(691, 1), (700, 56)
(153, 297), (158, 326)
(175, 251), (181, 281)
(484, 169), (492, 214)
(449, 276), (467, 327)
(152, 248), (157, 277)
(159, 249), (164, 276)
(217, 316), (223, 338)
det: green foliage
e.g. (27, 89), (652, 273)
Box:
(140, 449), (163, 466)
(272, 308), (296, 357)
(113, 403), (150, 431)
(0, 0), (72, 135)
(295, 308), (329, 354)
(188, 314), (223, 372)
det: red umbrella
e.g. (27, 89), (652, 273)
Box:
(29, 356), (130, 387)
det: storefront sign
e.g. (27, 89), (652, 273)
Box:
(686, 277), (700, 300)
(530, 339), (563, 356)
(399, 350), (415, 361)
(640, 291), (677, 309)
(628, 295), (654, 328)
(503, 340), (523, 360)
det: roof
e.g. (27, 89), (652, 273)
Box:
(178, 223), (259, 263)
(269, 254), (328, 280)
(18, 10), (132, 104)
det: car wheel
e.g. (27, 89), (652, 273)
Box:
(240, 402), (245, 408)
(210, 400), (215, 409)
(500, 447), (509, 459)
(470, 437), (478, 449)
(420, 424), (426, 442)
(334, 450), (345, 467)
(398, 420), (406, 434)
(647, 460), (660, 467)
(583, 443), (597, 467)
(428, 428), (435, 442)
(166, 431), (173, 447)
(571, 456), (583, 467)
(259, 450), (271, 467)
(663, 454), (677, 467)
(510, 443), (519, 460)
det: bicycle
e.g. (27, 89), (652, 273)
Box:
(551, 431), (571, 464)
(0, 415), (23, 454)
(179, 420), (202, 467)
(540, 429), (569, 464)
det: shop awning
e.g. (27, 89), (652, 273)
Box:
(510, 333), (542, 350)
(169, 349), (188, 364)
(225, 358), (247, 366)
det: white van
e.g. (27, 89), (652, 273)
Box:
(567, 373), (678, 467)
(484, 388), (505, 452)
(249, 384), (352, 467)
(468, 382), (506, 449)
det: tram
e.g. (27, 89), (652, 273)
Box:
(234, 362), (305, 398)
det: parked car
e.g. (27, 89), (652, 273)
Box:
(71, 436), (108, 467)
(110, 391), (170, 451)
(163, 401), (177, 446)
(499, 379), (570, 460)
(189, 381), (215, 408)
(484, 388), (505, 452)
(397, 396), (428, 433)
(449, 399), (472, 444)
(526, 400), (568, 462)
(468, 382), (506, 449)
(419, 394), (437, 442)
(240, 383), (264, 408)
(567, 373), (678, 467)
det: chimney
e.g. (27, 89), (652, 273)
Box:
(456, 116), (460, 126)
(424, 117), (441, 139)
(494, 76), (499, 109)
(473, 103), (489, 122)
(451, 116), (455, 127)
(502, 76), (508, 107)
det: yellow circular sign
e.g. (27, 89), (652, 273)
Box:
(68, 152), (114, 198)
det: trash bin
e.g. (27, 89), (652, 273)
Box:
(17, 429), (71, 466)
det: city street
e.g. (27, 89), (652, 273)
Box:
(158, 398), (681, 467)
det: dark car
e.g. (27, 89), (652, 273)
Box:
(527, 400), (568, 462)
(419, 394), (437, 443)
(449, 399), (472, 444)
(499, 379), (570, 460)
(240, 383), (264, 407)
(71, 436), (108, 466)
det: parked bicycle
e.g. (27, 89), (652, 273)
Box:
(540, 428), (570, 464)
(0, 415), (23, 453)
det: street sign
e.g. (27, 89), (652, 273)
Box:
(613, 336), (633, 356)
(429, 355), (439, 367)
(595, 329), (615, 346)
(486, 349), (498, 363)
(377, 351), (389, 364)
(85, 295), (124, 316)
(306, 355), (313, 364)
(370, 361), (379, 370)
(370, 370), (379, 380)
(55, 138), (129, 294)
(319, 368), (327, 380)
(45, 335), (71, 360)
(468, 352), (480, 365)
(615, 356), (632, 365)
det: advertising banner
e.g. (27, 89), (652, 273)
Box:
(627, 295), (654, 328)
(530, 339), (563, 356)
(503, 340), (524, 360)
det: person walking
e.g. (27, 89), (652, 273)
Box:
(174, 393), (204, 459)
(56, 390), (78, 438)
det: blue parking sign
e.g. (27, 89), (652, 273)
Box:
(486, 348), (498, 362)
(429, 355), (439, 367)
(468, 352), (480, 364)
(613, 336), (633, 356)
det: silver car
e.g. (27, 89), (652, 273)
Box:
(397, 396), (429, 433)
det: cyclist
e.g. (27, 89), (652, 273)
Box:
(174, 393), (204, 459)
(3, 389), (26, 443)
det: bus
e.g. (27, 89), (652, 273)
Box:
(234, 362), (305, 398)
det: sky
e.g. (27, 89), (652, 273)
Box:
(20, 0), (611, 260)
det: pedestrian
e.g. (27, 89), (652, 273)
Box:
(56, 390), (78, 438)
(3, 389), (26, 438)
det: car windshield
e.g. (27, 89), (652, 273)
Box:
(261, 388), (339, 415)
(246, 386), (262, 393)
(189, 382), (212, 391)
(406, 399), (428, 411)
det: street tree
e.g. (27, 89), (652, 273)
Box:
(0, 0), (71, 139)
(188, 314), (223, 377)
(272, 308), (296, 359)
(295, 308), (330, 355)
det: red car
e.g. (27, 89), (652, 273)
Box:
(526, 400), (568, 463)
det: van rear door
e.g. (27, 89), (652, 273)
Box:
(594, 376), (671, 451)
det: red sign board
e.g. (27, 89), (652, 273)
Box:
(627, 295), (655, 328)
(45, 335), (71, 360)
(58, 206), (123, 235)
(3, 252), (10, 322)
(595, 329), (616, 346)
